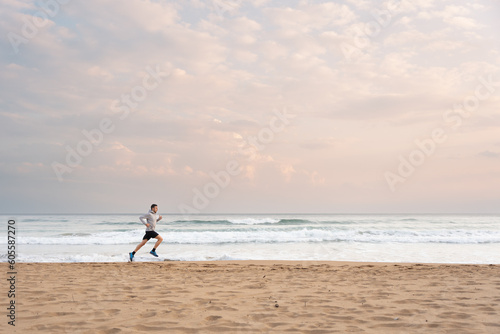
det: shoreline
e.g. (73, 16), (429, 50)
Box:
(14, 261), (500, 333)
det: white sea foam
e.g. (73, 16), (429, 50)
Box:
(13, 228), (500, 245)
(227, 217), (281, 225)
(2, 214), (499, 263)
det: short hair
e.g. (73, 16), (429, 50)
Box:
(151, 204), (158, 210)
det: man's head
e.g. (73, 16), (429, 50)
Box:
(151, 204), (158, 213)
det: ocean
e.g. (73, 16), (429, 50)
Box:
(1, 214), (499, 264)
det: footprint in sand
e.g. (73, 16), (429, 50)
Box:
(139, 310), (157, 318)
(96, 329), (122, 334)
(103, 309), (121, 316)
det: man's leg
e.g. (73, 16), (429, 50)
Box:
(130, 238), (149, 261)
(134, 239), (148, 253)
(152, 235), (163, 250)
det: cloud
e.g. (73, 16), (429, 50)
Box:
(478, 150), (500, 158)
(443, 16), (480, 30)
(1, 0), (500, 213)
(265, 2), (357, 34)
(298, 137), (337, 150)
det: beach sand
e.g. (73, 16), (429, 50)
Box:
(10, 261), (500, 333)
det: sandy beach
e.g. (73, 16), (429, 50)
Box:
(10, 261), (500, 333)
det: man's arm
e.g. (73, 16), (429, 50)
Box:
(139, 214), (150, 227)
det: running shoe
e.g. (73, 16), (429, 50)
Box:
(129, 252), (134, 262)
(150, 250), (158, 257)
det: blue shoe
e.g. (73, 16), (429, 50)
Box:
(129, 252), (134, 262)
(150, 250), (158, 257)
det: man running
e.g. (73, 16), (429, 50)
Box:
(129, 204), (163, 261)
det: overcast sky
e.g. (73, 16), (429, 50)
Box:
(1, 0), (499, 214)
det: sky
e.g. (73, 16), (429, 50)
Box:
(1, 0), (499, 214)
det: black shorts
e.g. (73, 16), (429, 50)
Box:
(142, 231), (159, 240)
